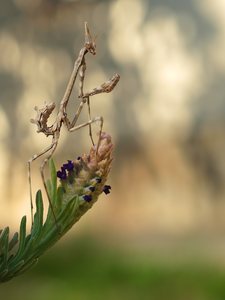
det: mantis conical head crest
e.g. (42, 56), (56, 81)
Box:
(84, 22), (96, 55)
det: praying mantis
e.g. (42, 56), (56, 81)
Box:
(28, 22), (120, 225)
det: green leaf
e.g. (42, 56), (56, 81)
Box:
(31, 190), (44, 240)
(0, 227), (9, 269)
(0, 227), (9, 253)
(56, 186), (64, 212)
(8, 232), (19, 252)
(14, 216), (27, 259)
(49, 159), (57, 204)
(46, 179), (52, 201)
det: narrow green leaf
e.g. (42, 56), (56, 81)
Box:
(56, 186), (64, 212)
(0, 227), (9, 253)
(0, 227), (9, 269)
(22, 191), (44, 255)
(8, 232), (19, 251)
(49, 159), (57, 204)
(31, 190), (44, 240)
(14, 216), (27, 259)
(42, 160), (58, 227)
(46, 179), (52, 200)
(44, 185), (58, 228)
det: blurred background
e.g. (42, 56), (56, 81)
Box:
(1, 0), (225, 299)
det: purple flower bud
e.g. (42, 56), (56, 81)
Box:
(83, 195), (92, 202)
(104, 185), (111, 190)
(57, 168), (67, 180)
(103, 185), (111, 195)
(63, 160), (74, 171)
(96, 178), (102, 183)
(89, 186), (95, 192)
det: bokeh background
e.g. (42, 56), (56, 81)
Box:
(1, 0), (225, 299)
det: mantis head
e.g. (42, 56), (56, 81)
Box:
(84, 22), (96, 55)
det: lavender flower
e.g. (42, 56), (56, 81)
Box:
(57, 132), (113, 206)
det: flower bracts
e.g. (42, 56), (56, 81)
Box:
(57, 132), (113, 204)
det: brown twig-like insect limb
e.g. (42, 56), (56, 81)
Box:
(28, 22), (120, 227)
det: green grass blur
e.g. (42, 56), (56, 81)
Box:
(1, 236), (225, 300)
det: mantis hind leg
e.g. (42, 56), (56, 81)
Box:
(27, 140), (58, 229)
(39, 141), (59, 232)
(87, 97), (95, 146)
